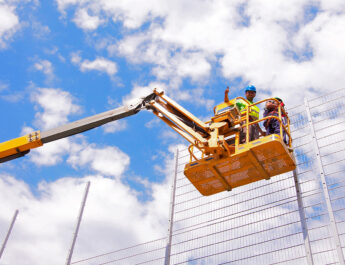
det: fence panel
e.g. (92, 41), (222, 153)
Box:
(71, 238), (167, 265)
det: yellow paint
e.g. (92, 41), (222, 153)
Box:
(0, 131), (43, 159)
(214, 100), (236, 115)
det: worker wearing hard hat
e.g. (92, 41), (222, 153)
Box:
(225, 85), (260, 143)
(263, 97), (287, 144)
(275, 97), (288, 125)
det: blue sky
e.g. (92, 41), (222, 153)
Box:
(0, 0), (345, 264)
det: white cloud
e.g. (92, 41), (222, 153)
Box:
(20, 88), (80, 166)
(0, 80), (8, 92)
(58, 0), (345, 107)
(145, 118), (160, 128)
(80, 57), (117, 76)
(0, 2), (19, 48)
(122, 82), (166, 103)
(154, 144), (185, 176)
(27, 87), (131, 170)
(113, 33), (213, 86)
(1, 122), (177, 264)
(56, 0), (81, 14)
(33, 59), (54, 81)
(158, 130), (180, 145)
(176, 88), (215, 109)
(71, 53), (117, 76)
(44, 47), (66, 62)
(31, 20), (50, 39)
(31, 87), (80, 130)
(73, 8), (105, 30)
(30, 138), (71, 166)
(102, 120), (127, 133)
(122, 82), (214, 115)
(320, 0), (345, 13)
(70, 51), (82, 64)
(67, 144), (130, 178)
(246, 0), (307, 23)
(0, 80), (24, 102)
(0, 157), (172, 265)
(20, 126), (34, 135)
(151, 50), (212, 83)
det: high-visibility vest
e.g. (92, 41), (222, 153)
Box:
(236, 98), (260, 120)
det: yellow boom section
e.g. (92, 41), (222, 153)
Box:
(0, 131), (43, 160)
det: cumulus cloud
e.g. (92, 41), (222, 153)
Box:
(121, 82), (213, 113)
(102, 120), (127, 133)
(31, 87), (80, 130)
(30, 138), (71, 166)
(320, 0), (345, 13)
(145, 118), (160, 128)
(0, 80), (24, 102)
(0, 2), (19, 48)
(57, 0), (345, 106)
(0, 80), (8, 92)
(33, 59), (55, 82)
(26, 88), (81, 166)
(67, 144), (130, 178)
(31, 20), (50, 39)
(152, 50), (212, 84)
(71, 52), (117, 76)
(0, 149), (173, 265)
(114, 35), (212, 84)
(122, 82), (166, 104)
(80, 57), (117, 76)
(34, 60), (53, 75)
(73, 8), (105, 30)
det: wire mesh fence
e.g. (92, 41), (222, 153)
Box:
(72, 88), (345, 265)
(71, 237), (167, 265)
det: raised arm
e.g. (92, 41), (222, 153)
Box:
(224, 86), (230, 102)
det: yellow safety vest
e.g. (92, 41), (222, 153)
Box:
(236, 98), (260, 120)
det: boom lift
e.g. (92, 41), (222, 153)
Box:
(0, 89), (296, 196)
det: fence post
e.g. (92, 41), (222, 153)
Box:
(65, 181), (90, 265)
(0, 209), (19, 260)
(164, 149), (179, 265)
(305, 98), (345, 265)
(293, 169), (314, 265)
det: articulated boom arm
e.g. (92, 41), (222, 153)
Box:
(146, 89), (240, 157)
(148, 89), (209, 144)
(0, 88), (235, 163)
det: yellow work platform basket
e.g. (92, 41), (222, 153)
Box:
(184, 134), (295, 196)
(184, 97), (296, 196)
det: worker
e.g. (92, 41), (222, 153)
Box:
(263, 98), (287, 144)
(224, 85), (260, 143)
(275, 97), (288, 125)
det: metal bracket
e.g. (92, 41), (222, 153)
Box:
(210, 165), (232, 191)
(248, 149), (270, 180)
